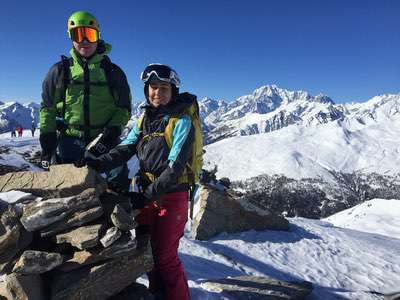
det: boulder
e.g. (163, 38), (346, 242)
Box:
(100, 227), (122, 248)
(0, 207), (32, 273)
(0, 280), (12, 300)
(5, 273), (45, 300)
(55, 224), (103, 250)
(191, 186), (289, 240)
(111, 205), (137, 232)
(20, 189), (102, 232)
(109, 282), (153, 300)
(0, 207), (21, 265)
(59, 235), (137, 272)
(40, 206), (103, 237)
(12, 250), (63, 274)
(201, 275), (313, 300)
(51, 243), (154, 300)
(0, 165), (106, 198)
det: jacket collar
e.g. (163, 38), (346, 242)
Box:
(70, 40), (112, 65)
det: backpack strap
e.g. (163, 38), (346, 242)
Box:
(100, 55), (116, 101)
(60, 55), (72, 120)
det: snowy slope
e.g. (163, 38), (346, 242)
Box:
(0, 131), (41, 171)
(325, 199), (400, 239)
(204, 116), (400, 181)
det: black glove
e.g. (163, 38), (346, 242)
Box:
(39, 132), (57, 170)
(87, 126), (121, 157)
(128, 192), (151, 210)
(74, 151), (107, 173)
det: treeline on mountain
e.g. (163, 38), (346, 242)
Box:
(230, 171), (400, 218)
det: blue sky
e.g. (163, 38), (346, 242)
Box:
(0, 0), (399, 104)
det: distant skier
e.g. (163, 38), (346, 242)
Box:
(10, 126), (16, 138)
(31, 121), (36, 137)
(16, 126), (23, 137)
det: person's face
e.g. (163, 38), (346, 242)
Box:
(148, 82), (172, 108)
(73, 39), (97, 58)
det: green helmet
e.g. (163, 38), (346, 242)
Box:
(67, 11), (100, 38)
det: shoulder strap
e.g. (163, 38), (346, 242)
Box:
(60, 55), (72, 119)
(100, 55), (116, 101)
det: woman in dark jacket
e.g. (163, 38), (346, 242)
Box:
(86, 64), (194, 300)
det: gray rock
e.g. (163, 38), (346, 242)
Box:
(5, 273), (44, 300)
(12, 250), (63, 274)
(201, 275), (313, 300)
(111, 205), (137, 232)
(109, 282), (152, 300)
(0, 280), (11, 300)
(100, 227), (122, 248)
(59, 236), (138, 271)
(0, 165), (106, 198)
(20, 188), (101, 232)
(0, 206), (33, 273)
(55, 224), (103, 250)
(192, 186), (289, 240)
(385, 292), (400, 300)
(51, 243), (154, 300)
(40, 206), (103, 237)
(0, 207), (20, 265)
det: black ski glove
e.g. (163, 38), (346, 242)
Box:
(128, 192), (152, 210)
(88, 126), (121, 157)
(74, 151), (108, 173)
(39, 132), (57, 170)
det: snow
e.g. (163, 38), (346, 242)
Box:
(325, 199), (400, 239)
(204, 117), (400, 181)
(0, 190), (38, 204)
(0, 131), (41, 171)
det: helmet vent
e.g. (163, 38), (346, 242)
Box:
(70, 21), (75, 26)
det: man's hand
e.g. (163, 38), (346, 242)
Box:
(39, 132), (57, 170)
(74, 151), (106, 172)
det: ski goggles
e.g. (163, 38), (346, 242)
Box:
(70, 26), (99, 43)
(140, 64), (181, 88)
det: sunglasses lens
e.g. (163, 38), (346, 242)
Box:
(71, 27), (99, 43)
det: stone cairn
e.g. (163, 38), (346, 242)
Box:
(0, 165), (153, 300)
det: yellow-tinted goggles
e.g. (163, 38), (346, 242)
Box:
(70, 27), (99, 43)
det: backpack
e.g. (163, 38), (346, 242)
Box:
(137, 97), (204, 186)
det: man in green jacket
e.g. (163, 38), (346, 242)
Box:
(39, 11), (132, 192)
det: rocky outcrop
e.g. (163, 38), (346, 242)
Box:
(111, 204), (137, 232)
(55, 224), (103, 250)
(51, 245), (153, 300)
(100, 227), (122, 248)
(0, 165), (107, 198)
(12, 250), (63, 274)
(5, 273), (45, 300)
(20, 188), (102, 232)
(191, 185), (289, 240)
(202, 275), (313, 299)
(0, 165), (153, 299)
(0, 206), (33, 274)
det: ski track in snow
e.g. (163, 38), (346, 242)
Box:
(1, 132), (399, 299)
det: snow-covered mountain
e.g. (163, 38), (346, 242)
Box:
(199, 85), (400, 145)
(0, 101), (40, 133)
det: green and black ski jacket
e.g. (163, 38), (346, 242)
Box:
(40, 41), (131, 140)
